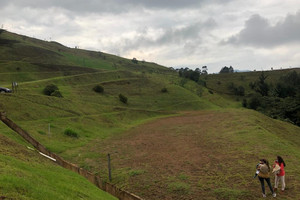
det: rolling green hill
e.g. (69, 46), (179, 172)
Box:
(1, 29), (300, 199)
(0, 29), (217, 199)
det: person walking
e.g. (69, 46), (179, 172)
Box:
(273, 156), (286, 192)
(257, 159), (276, 198)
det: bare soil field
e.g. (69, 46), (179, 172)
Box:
(78, 109), (300, 200)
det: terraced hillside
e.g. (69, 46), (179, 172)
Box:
(0, 30), (218, 199)
(1, 29), (300, 200)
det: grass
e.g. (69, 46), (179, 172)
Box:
(128, 169), (146, 177)
(0, 134), (116, 200)
(213, 188), (252, 200)
(88, 108), (300, 199)
(168, 182), (191, 195)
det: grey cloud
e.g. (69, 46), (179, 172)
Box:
(1, 0), (233, 14)
(112, 18), (216, 56)
(157, 18), (216, 44)
(223, 11), (300, 47)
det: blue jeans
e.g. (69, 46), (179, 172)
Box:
(259, 177), (274, 194)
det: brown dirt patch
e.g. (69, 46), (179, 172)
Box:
(84, 110), (277, 199)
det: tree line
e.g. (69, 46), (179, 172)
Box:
(244, 71), (300, 126)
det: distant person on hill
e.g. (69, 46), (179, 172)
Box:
(273, 156), (286, 192)
(257, 159), (276, 198)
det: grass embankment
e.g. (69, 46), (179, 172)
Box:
(0, 134), (117, 200)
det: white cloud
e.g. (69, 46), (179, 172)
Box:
(0, 0), (299, 73)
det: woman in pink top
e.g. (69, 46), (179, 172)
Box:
(273, 156), (286, 192)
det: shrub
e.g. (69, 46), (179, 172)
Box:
(43, 84), (58, 96)
(132, 58), (138, 64)
(248, 96), (261, 110)
(38, 130), (46, 135)
(64, 128), (78, 138)
(50, 90), (63, 98)
(93, 85), (104, 93)
(119, 94), (128, 104)
(236, 86), (245, 96)
(249, 82), (255, 89)
(161, 87), (168, 93)
(228, 83), (245, 96)
(242, 99), (247, 107)
(198, 80), (207, 87)
(128, 170), (145, 177)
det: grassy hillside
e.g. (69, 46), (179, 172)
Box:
(0, 30), (218, 155)
(1, 29), (300, 199)
(0, 30), (218, 199)
(0, 133), (116, 200)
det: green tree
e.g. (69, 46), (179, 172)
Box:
(255, 72), (269, 96)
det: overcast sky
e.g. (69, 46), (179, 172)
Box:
(1, 0), (299, 73)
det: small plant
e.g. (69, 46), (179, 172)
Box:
(38, 130), (46, 135)
(161, 87), (168, 93)
(51, 90), (63, 98)
(178, 173), (189, 181)
(128, 169), (145, 177)
(64, 128), (79, 138)
(119, 94), (128, 104)
(168, 182), (190, 195)
(93, 85), (104, 93)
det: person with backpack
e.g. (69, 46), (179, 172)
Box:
(273, 156), (286, 192)
(257, 159), (276, 198)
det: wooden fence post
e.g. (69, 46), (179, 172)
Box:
(108, 153), (112, 182)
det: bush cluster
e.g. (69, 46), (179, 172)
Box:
(93, 85), (104, 93)
(161, 87), (168, 93)
(43, 84), (63, 98)
(64, 128), (78, 138)
(228, 82), (245, 96)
